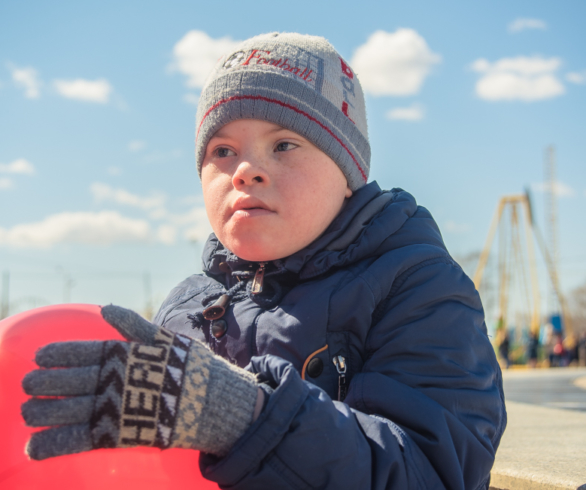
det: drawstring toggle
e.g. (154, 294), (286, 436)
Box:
(202, 294), (230, 320)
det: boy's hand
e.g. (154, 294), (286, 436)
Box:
(21, 305), (259, 460)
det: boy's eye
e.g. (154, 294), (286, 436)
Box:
(275, 141), (298, 152)
(214, 147), (236, 158)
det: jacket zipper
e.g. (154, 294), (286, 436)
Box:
(251, 262), (266, 294)
(332, 355), (347, 401)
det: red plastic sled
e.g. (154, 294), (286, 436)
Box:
(0, 304), (218, 489)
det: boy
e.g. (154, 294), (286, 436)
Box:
(22, 33), (506, 489)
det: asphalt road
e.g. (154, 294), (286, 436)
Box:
(502, 367), (586, 412)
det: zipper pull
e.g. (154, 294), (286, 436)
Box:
(332, 355), (347, 402)
(251, 262), (266, 294)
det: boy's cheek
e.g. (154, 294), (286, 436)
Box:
(202, 178), (230, 218)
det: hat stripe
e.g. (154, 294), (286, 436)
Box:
(197, 94), (367, 183)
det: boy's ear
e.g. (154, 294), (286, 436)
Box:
(345, 186), (353, 198)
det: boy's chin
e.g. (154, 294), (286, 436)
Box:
(223, 240), (289, 263)
(229, 247), (283, 263)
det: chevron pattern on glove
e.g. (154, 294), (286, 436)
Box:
(88, 329), (193, 450)
(154, 332), (191, 447)
(90, 341), (129, 449)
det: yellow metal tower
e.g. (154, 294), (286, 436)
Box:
(474, 194), (540, 334)
(474, 190), (574, 340)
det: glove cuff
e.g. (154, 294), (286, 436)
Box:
(196, 355), (258, 456)
(172, 340), (258, 457)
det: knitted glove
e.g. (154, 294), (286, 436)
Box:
(21, 305), (258, 460)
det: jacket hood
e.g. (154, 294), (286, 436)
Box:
(202, 181), (444, 280)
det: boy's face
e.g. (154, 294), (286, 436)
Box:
(201, 119), (352, 262)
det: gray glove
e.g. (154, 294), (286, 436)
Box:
(22, 305), (258, 460)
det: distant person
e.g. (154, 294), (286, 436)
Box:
(552, 334), (564, 367)
(544, 325), (555, 366)
(527, 331), (539, 368)
(579, 331), (586, 367)
(568, 336), (580, 366)
(20, 33), (506, 489)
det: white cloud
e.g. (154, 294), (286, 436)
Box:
(444, 221), (470, 234)
(8, 64), (41, 98)
(183, 93), (199, 106)
(152, 205), (212, 243)
(170, 30), (241, 89)
(181, 207), (213, 243)
(470, 56), (565, 101)
(0, 178), (13, 190)
(0, 158), (35, 175)
(90, 183), (166, 211)
(351, 29), (441, 96)
(165, 205), (206, 226)
(128, 140), (146, 152)
(566, 71), (586, 85)
(156, 224), (177, 245)
(532, 181), (575, 197)
(471, 57), (561, 75)
(88, 181), (213, 244)
(508, 18), (547, 33)
(386, 103), (424, 121)
(0, 211), (153, 248)
(53, 78), (112, 103)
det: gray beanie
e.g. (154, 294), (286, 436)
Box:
(195, 32), (370, 191)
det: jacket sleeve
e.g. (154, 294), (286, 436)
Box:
(199, 259), (506, 490)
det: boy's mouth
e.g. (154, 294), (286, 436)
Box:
(231, 196), (273, 217)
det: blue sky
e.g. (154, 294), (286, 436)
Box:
(1, 0), (585, 322)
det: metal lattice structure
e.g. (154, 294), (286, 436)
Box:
(473, 192), (573, 340)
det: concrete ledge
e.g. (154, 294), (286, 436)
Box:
(575, 376), (586, 390)
(490, 401), (586, 490)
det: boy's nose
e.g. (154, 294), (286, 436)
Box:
(232, 159), (270, 188)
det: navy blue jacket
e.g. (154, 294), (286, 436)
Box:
(154, 182), (506, 490)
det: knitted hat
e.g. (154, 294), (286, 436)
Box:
(195, 32), (370, 191)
